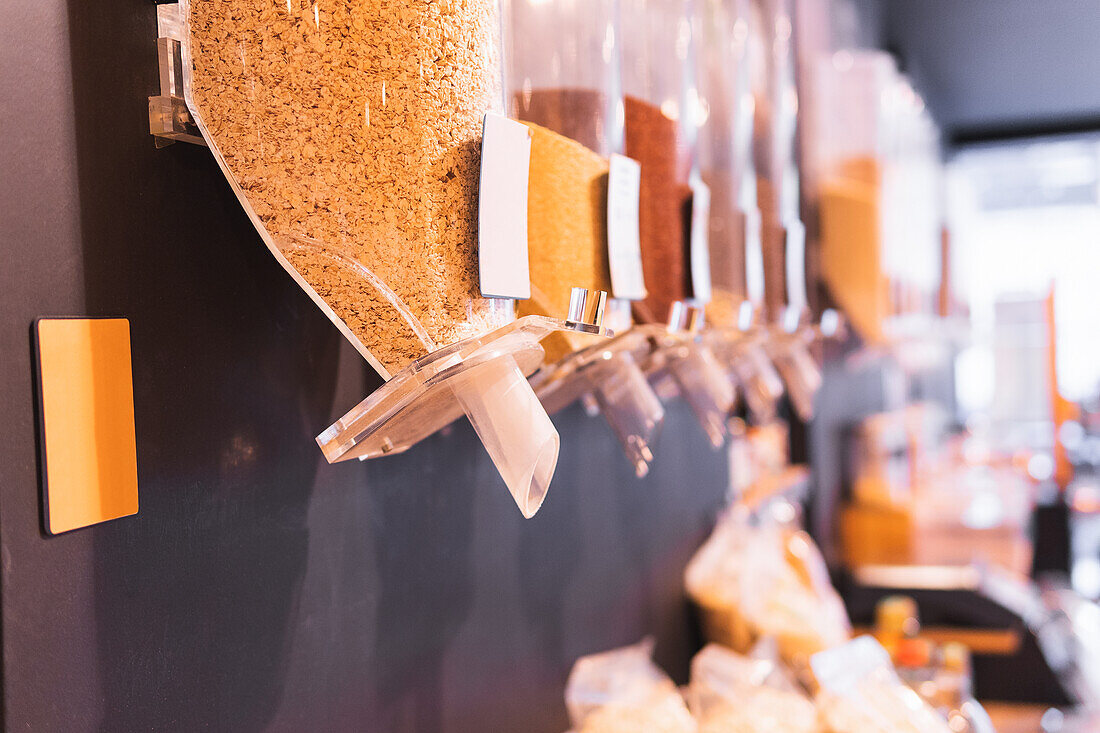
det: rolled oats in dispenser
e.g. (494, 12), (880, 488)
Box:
(181, 0), (588, 520)
(186, 0), (510, 377)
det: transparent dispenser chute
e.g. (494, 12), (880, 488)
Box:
(503, 0), (666, 476)
(764, 330), (821, 421)
(532, 316), (668, 476)
(713, 328), (786, 424)
(618, 0), (735, 448)
(767, 307), (845, 420)
(167, 0), (607, 517)
(533, 331), (665, 477)
(655, 304), (737, 448)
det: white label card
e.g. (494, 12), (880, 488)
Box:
(744, 207), (765, 307)
(606, 154), (646, 300)
(478, 113), (531, 299)
(784, 218), (808, 313)
(689, 177), (712, 304)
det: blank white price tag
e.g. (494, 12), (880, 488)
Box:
(478, 113), (532, 299)
(689, 177), (712, 304)
(744, 208), (765, 306)
(606, 153), (646, 300)
(784, 218), (808, 313)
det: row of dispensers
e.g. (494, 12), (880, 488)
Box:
(150, 0), (841, 517)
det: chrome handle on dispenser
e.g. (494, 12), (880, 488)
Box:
(564, 287), (610, 335)
(667, 300), (704, 333)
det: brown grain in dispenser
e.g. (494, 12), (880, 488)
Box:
(625, 95), (693, 325)
(618, 0), (698, 325)
(514, 88), (609, 156)
(696, 0), (756, 328)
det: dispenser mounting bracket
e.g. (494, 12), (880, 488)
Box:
(149, 3), (204, 148)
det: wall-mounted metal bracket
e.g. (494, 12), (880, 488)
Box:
(149, 3), (204, 148)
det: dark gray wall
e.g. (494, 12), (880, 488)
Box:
(879, 0), (1100, 138)
(0, 2), (728, 731)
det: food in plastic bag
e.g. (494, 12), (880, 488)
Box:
(565, 640), (697, 733)
(685, 510), (760, 651)
(685, 508), (850, 670)
(737, 522), (851, 666)
(689, 643), (822, 733)
(812, 636), (952, 733)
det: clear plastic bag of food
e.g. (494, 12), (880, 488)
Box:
(689, 643), (822, 733)
(685, 509), (850, 670)
(743, 635), (807, 694)
(812, 636), (952, 733)
(565, 640), (697, 733)
(685, 508), (755, 645)
(738, 520), (850, 667)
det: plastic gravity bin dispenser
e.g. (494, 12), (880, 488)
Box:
(694, 0), (785, 425)
(619, 0), (735, 449)
(817, 51), (942, 346)
(748, 0), (822, 421)
(503, 0), (665, 477)
(171, 0), (606, 518)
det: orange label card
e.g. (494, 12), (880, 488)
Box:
(35, 318), (138, 534)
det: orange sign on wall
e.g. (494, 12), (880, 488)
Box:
(35, 318), (138, 534)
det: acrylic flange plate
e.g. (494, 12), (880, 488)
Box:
(317, 315), (570, 462)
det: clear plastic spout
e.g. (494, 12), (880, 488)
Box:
(592, 353), (665, 477)
(451, 354), (560, 519)
(772, 338), (822, 422)
(669, 345), (735, 449)
(732, 343), (784, 425)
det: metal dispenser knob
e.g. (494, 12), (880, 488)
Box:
(667, 301), (704, 333)
(565, 287), (609, 335)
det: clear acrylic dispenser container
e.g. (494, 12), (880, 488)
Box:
(697, 0), (758, 330)
(171, 0), (606, 517)
(748, 0), (822, 421)
(620, 0), (734, 448)
(503, 0), (666, 476)
(816, 51), (943, 345)
(694, 0), (785, 425)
